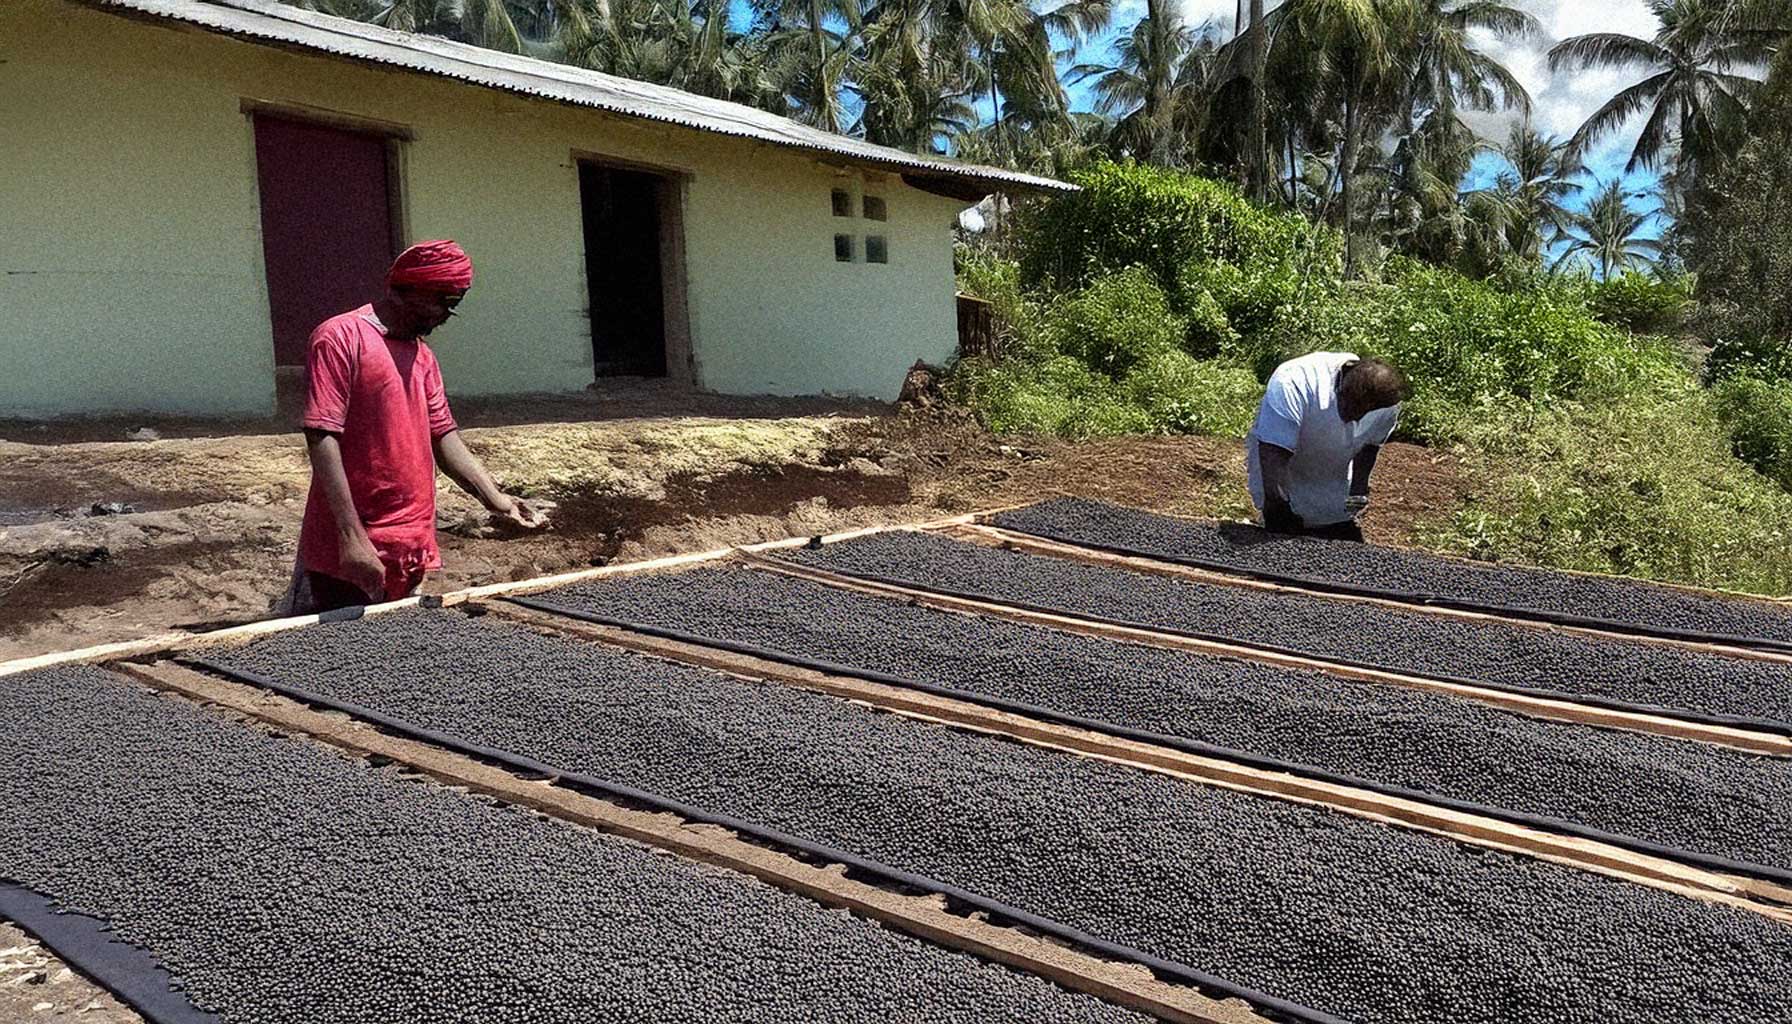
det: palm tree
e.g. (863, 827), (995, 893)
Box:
(1274, 0), (1420, 276)
(1236, 0), (1270, 202)
(1404, 0), (1535, 135)
(1554, 178), (1664, 278)
(1070, 0), (1217, 165)
(854, 0), (978, 150)
(367, 0), (529, 52)
(1547, 0), (1783, 178)
(1488, 122), (1582, 262)
(752, 0), (865, 132)
(1376, 106), (1482, 262)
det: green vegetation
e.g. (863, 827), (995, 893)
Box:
(1424, 385), (1792, 596)
(955, 161), (1792, 594)
(959, 164), (1684, 446)
(1586, 272), (1690, 336)
(1710, 376), (1792, 492)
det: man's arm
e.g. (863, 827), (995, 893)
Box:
(1350, 444), (1381, 497)
(304, 428), (388, 598)
(1257, 440), (1301, 533)
(433, 430), (542, 529)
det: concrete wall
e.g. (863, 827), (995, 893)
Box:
(0, 0), (969, 417)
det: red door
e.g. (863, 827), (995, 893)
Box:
(253, 115), (398, 366)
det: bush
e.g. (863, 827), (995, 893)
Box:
(946, 355), (1152, 438)
(1422, 387), (1792, 595)
(1711, 376), (1792, 490)
(1173, 279), (1239, 357)
(1705, 328), (1792, 385)
(1122, 351), (1263, 438)
(1588, 272), (1689, 334)
(1017, 161), (1340, 303)
(955, 244), (1050, 361)
(1043, 267), (1185, 378)
(1177, 260), (1305, 340)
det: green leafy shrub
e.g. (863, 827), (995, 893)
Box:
(1705, 331), (1792, 385)
(1422, 388), (1792, 595)
(955, 244), (1051, 361)
(1043, 267), (1185, 378)
(946, 355), (1151, 438)
(1711, 375), (1792, 490)
(1588, 272), (1689, 334)
(1177, 260), (1307, 340)
(1017, 161), (1340, 303)
(1122, 351), (1263, 437)
(1172, 279), (1239, 357)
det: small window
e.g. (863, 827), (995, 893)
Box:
(866, 235), (888, 264)
(862, 195), (887, 221)
(831, 189), (853, 217)
(834, 234), (855, 262)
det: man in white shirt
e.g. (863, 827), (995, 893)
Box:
(1246, 352), (1409, 542)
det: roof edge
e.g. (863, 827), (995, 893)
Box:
(75, 0), (1076, 197)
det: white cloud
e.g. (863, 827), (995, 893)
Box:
(1456, 0), (1662, 172)
(1181, 0), (1244, 30)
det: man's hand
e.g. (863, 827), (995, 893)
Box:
(434, 431), (548, 532)
(338, 533), (387, 600)
(306, 428), (386, 600)
(488, 493), (548, 530)
(1257, 440), (1302, 533)
(1263, 493), (1302, 534)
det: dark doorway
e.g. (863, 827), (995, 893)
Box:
(579, 162), (668, 378)
(252, 114), (399, 367)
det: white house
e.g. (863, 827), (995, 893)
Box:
(0, 0), (1070, 418)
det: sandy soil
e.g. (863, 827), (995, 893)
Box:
(0, 385), (1460, 663)
(0, 923), (140, 1023)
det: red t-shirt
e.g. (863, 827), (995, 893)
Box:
(298, 306), (457, 596)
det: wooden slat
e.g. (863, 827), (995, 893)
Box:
(487, 602), (1792, 921)
(949, 523), (1792, 667)
(118, 660), (1268, 1024)
(0, 511), (998, 681)
(739, 553), (1792, 760)
(981, 510), (1792, 607)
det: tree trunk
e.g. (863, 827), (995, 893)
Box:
(810, 0), (833, 133)
(1288, 129), (1299, 207)
(1342, 75), (1363, 278)
(988, 48), (1004, 163)
(1247, 0), (1269, 203)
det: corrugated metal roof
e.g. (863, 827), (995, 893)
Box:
(78, 0), (1073, 197)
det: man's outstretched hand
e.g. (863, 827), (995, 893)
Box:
(490, 494), (550, 530)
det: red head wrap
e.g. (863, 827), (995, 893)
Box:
(388, 240), (474, 292)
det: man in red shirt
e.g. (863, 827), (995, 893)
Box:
(286, 240), (541, 613)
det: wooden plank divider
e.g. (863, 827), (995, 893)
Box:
(0, 511), (992, 680)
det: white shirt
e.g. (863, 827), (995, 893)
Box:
(1246, 351), (1400, 526)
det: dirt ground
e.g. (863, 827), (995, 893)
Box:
(0, 923), (139, 1023)
(0, 382), (1460, 663)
